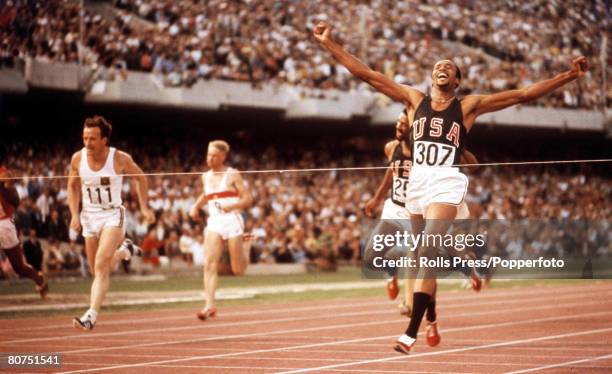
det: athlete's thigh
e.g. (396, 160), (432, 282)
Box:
(95, 227), (125, 266)
(204, 231), (224, 264)
(226, 235), (244, 263)
(0, 220), (19, 250)
(424, 203), (456, 235)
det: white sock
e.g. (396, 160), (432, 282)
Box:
(117, 246), (131, 261)
(83, 308), (97, 323)
(398, 334), (416, 345)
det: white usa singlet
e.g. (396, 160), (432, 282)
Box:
(79, 147), (123, 212)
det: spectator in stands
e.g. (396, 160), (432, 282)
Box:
(14, 198), (41, 237)
(141, 227), (161, 266)
(61, 240), (83, 274)
(272, 241), (294, 264)
(1, 132), (610, 272)
(44, 237), (64, 273)
(23, 229), (44, 273)
(47, 209), (67, 242)
(1, 0), (608, 109)
(164, 230), (181, 259)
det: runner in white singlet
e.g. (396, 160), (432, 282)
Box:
(190, 140), (252, 321)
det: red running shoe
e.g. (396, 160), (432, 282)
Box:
(386, 277), (399, 300)
(426, 321), (441, 347)
(196, 307), (217, 321)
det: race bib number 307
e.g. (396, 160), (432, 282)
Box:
(413, 141), (456, 167)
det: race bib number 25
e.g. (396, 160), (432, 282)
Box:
(392, 177), (409, 203)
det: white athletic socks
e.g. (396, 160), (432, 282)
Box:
(82, 308), (97, 323)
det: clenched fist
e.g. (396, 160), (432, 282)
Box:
(569, 56), (588, 79)
(313, 22), (332, 44)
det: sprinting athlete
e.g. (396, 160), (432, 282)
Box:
(314, 21), (587, 353)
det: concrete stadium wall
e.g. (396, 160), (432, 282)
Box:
(7, 60), (609, 132)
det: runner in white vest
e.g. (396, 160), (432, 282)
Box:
(190, 140), (252, 321)
(68, 116), (155, 330)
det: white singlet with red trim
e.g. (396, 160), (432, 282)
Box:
(204, 168), (244, 240)
(205, 168), (240, 216)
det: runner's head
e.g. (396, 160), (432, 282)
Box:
(207, 140), (229, 169)
(395, 109), (409, 141)
(83, 115), (112, 151)
(431, 59), (461, 90)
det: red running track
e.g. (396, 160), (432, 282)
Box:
(1, 282), (611, 373)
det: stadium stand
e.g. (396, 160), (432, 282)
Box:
(1, 132), (609, 275)
(0, 0), (609, 108)
(0, 0), (609, 277)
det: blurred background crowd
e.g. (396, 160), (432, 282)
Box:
(1, 133), (610, 278)
(0, 0), (609, 108)
(0, 0), (610, 279)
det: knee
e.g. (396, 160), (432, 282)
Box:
(204, 259), (217, 273)
(94, 258), (111, 277)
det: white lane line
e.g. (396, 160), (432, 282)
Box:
(55, 309), (612, 373)
(3, 286), (607, 345)
(275, 327), (612, 374)
(503, 353), (612, 374)
(62, 362), (295, 371)
(3, 282), (604, 333)
(38, 301), (607, 354)
(0, 309), (388, 345)
(157, 356), (530, 366)
(492, 346), (611, 352)
(434, 352), (595, 360)
(42, 298), (608, 354)
(0, 299), (385, 332)
(149, 364), (462, 374)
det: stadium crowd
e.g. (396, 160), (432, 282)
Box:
(1, 136), (610, 278)
(0, 0), (609, 108)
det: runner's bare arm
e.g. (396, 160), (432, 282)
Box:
(364, 141), (398, 217)
(189, 176), (208, 220)
(313, 22), (423, 110)
(116, 151), (155, 223)
(463, 56), (588, 125)
(67, 152), (82, 232)
(223, 171), (252, 212)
